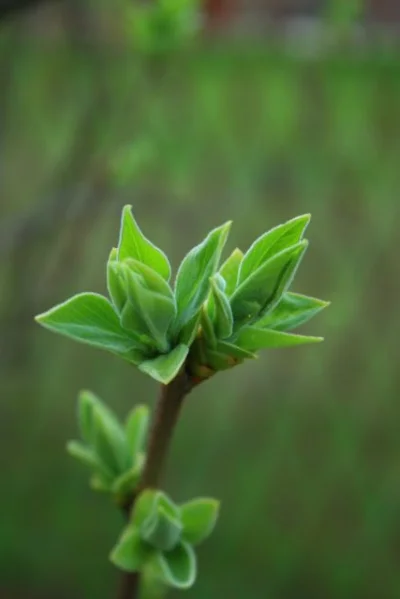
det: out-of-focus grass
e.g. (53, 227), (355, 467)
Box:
(1, 32), (400, 599)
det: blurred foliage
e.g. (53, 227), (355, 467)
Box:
(1, 2), (400, 599)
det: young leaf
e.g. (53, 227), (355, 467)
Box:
(176, 311), (201, 347)
(118, 205), (171, 280)
(172, 221), (231, 335)
(210, 277), (233, 339)
(35, 293), (137, 354)
(257, 292), (330, 332)
(107, 248), (128, 313)
(125, 404), (150, 459)
(79, 392), (129, 474)
(122, 266), (176, 352)
(123, 259), (174, 299)
(219, 247), (243, 296)
(133, 490), (159, 527)
(140, 506), (183, 552)
(66, 440), (113, 483)
(110, 526), (152, 573)
(180, 498), (220, 546)
(230, 241), (308, 327)
(111, 463), (143, 497)
(138, 344), (189, 384)
(200, 306), (217, 348)
(235, 325), (323, 351)
(152, 542), (197, 589)
(238, 214), (310, 284)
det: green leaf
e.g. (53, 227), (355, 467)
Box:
(219, 247), (243, 296)
(107, 248), (128, 313)
(200, 306), (217, 348)
(172, 221), (231, 335)
(257, 292), (330, 332)
(230, 241), (308, 327)
(78, 391), (129, 474)
(176, 311), (201, 346)
(238, 214), (310, 284)
(139, 344), (189, 384)
(110, 526), (152, 573)
(141, 505), (183, 552)
(133, 490), (159, 527)
(123, 259), (174, 299)
(152, 541), (196, 589)
(180, 498), (220, 546)
(235, 326), (323, 351)
(111, 462), (143, 497)
(66, 440), (113, 481)
(118, 205), (171, 280)
(125, 404), (150, 459)
(216, 340), (257, 360)
(35, 293), (137, 355)
(121, 266), (176, 353)
(210, 277), (233, 339)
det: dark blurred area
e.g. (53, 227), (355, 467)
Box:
(1, 0), (400, 598)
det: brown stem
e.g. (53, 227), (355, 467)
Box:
(117, 369), (194, 599)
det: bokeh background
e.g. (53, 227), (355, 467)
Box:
(1, 1), (400, 598)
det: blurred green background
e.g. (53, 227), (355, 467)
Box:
(1, 1), (400, 598)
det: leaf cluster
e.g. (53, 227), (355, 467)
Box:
(36, 206), (329, 385)
(111, 490), (219, 589)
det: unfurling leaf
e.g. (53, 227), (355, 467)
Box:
(172, 221), (231, 336)
(180, 498), (220, 546)
(141, 506), (183, 552)
(151, 541), (197, 589)
(238, 214), (310, 284)
(210, 277), (233, 339)
(125, 404), (150, 460)
(120, 264), (176, 352)
(78, 390), (130, 475)
(230, 241), (308, 327)
(235, 325), (323, 351)
(35, 293), (137, 354)
(139, 344), (189, 384)
(257, 292), (330, 331)
(219, 247), (243, 296)
(110, 526), (152, 573)
(107, 248), (127, 313)
(118, 205), (171, 280)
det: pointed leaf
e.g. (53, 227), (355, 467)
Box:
(172, 221), (231, 335)
(139, 344), (189, 384)
(141, 506), (183, 552)
(235, 325), (323, 351)
(239, 214), (310, 284)
(79, 391), (129, 473)
(125, 404), (150, 459)
(210, 277), (233, 339)
(107, 248), (127, 313)
(110, 526), (153, 573)
(35, 293), (137, 354)
(180, 498), (220, 546)
(219, 247), (243, 296)
(216, 340), (257, 360)
(118, 205), (171, 280)
(121, 266), (175, 352)
(230, 241), (308, 327)
(200, 306), (217, 348)
(66, 440), (113, 481)
(152, 542), (196, 590)
(257, 292), (330, 331)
